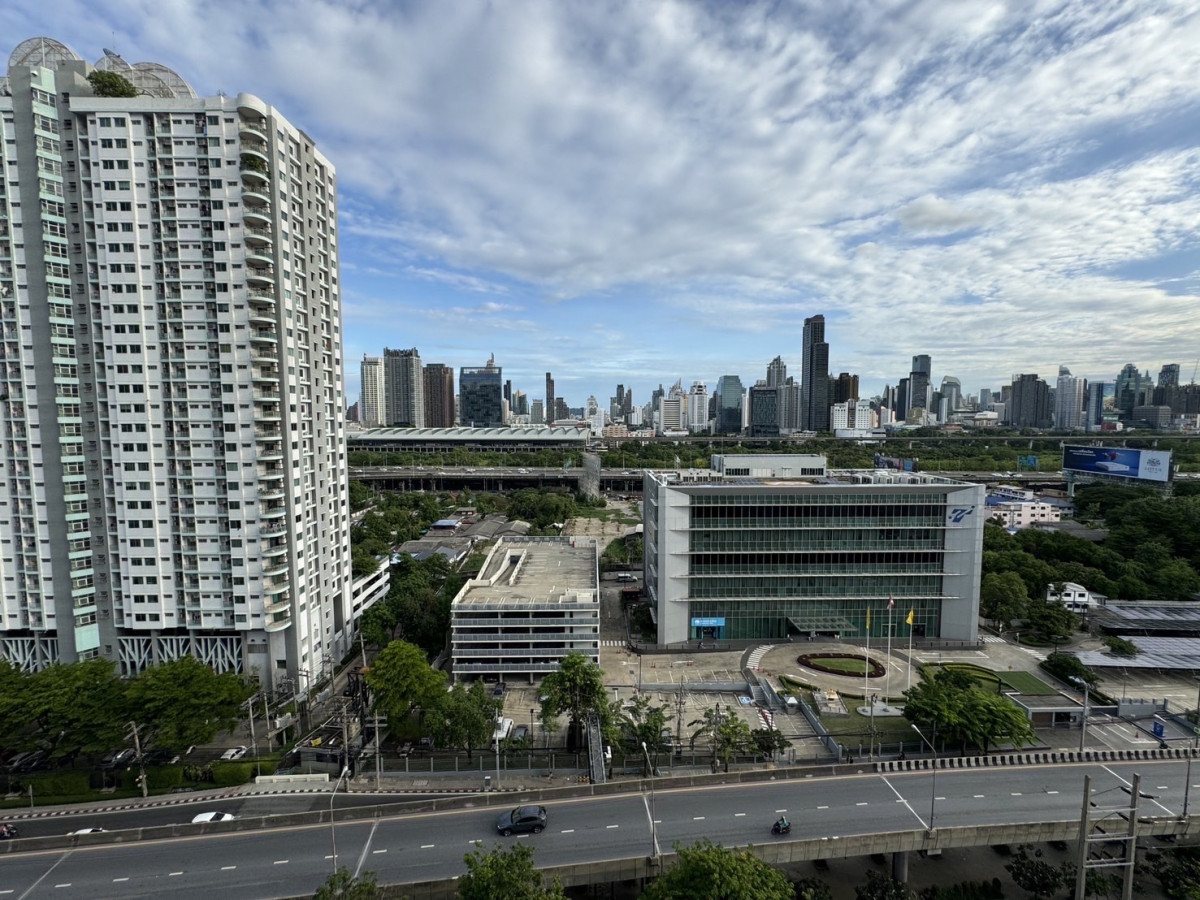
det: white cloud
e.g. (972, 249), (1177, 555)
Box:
(7, 0), (1200, 399)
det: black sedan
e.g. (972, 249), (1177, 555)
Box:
(495, 805), (547, 836)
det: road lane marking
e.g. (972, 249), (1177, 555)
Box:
(221, 866), (236, 870)
(374, 849), (389, 854)
(1157, 786), (1169, 790)
(54, 886), (71, 890)
(561, 829), (574, 833)
(817, 805), (829, 809)
(1047, 791), (1058, 795)
(169, 872), (182, 877)
(273, 860), (289, 865)
(607, 824), (620, 828)
(693, 816), (705, 821)
(974, 794), (985, 798)
(112, 878), (129, 883)
(1011, 793), (1022, 796)
(734, 813), (746, 817)
(856, 802), (868, 806)
(775, 809), (787, 813)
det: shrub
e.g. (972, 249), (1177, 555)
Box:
(22, 770), (91, 796)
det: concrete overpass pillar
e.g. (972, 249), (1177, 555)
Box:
(892, 850), (909, 883)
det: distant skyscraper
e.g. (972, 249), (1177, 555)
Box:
(422, 363), (455, 428)
(545, 373), (556, 425)
(766, 356), (787, 387)
(979, 388), (993, 410)
(831, 372), (859, 404)
(801, 315), (830, 431)
(383, 347), (424, 427)
(939, 376), (962, 415)
(688, 382), (710, 432)
(1055, 367), (1086, 430)
(360, 355), (385, 427)
(530, 399), (545, 425)
(714, 375), (745, 434)
(459, 362), (504, 427)
(1010, 374), (1052, 429)
(748, 385), (779, 437)
(909, 355), (932, 414)
(1159, 364), (1181, 390)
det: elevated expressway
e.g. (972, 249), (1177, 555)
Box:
(2, 753), (1198, 898)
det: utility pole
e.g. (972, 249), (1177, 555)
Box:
(128, 721), (147, 798)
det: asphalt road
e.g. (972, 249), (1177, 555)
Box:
(3, 760), (1192, 899)
(4, 792), (448, 838)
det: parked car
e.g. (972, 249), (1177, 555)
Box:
(143, 749), (180, 766)
(616, 572), (638, 583)
(68, 827), (107, 835)
(192, 811), (236, 824)
(6, 750), (48, 773)
(512, 725), (529, 741)
(99, 748), (136, 770)
(496, 805), (547, 836)
(219, 746), (248, 761)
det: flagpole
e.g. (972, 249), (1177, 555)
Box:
(906, 609), (914, 692)
(885, 602), (893, 702)
(863, 605), (871, 702)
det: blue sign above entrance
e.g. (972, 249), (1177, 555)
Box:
(691, 617), (726, 627)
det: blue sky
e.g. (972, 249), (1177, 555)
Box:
(6, 1), (1200, 410)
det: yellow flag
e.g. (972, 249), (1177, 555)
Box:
(866, 607), (871, 630)
(906, 609), (915, 626)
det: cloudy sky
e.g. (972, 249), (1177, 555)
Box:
(6, 1), (1200, 410)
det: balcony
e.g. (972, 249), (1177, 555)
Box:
(245, 250), (274, 268)
(238, 121), (269, 144)
(242, 189), (271, 208)
(240, 162), (270, 185)
(264, 611), (292, 633)
(247, 288), (276, 305)
(251, 367), (280, 384)
(246, 266), (275, 286)
(258, 444), (284, 462)
(261, 503), (288, 519)
(261, 541), (289, 558)
(243, 205), (272, 226)
(244, 226), (273, 247)
(263, 558), (290, 578)
(258, 521), (289, 536)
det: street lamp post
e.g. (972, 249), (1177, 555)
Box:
(911, 723), (938, 832)
(329, 765), (350, 874)
(1070, 676), (1090, 753)
(1183, 676), (1200, 820)
(641, 741), (660, 860)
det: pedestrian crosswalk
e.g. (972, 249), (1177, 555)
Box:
(746, 645), (775, 669)
(981, 635), (1006, 643)
(599, 639), (626, 647)
(1019, 646), (1048, 661)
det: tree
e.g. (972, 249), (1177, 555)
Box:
(903, 669), (1035, 756)
(25, 658), (129, 759)
(87, 70), (138, 97)
(365, 640), (447, 724)
(689, 704), (752, 773)
(312, 866), (382, 899)
(126, 656), (256, 752)
(640, 838), (792, 900)
(539, 652), (608, 751)
(425, 681), (495, 760)
(748, 727), (792, 761)
(855, 870), (918, 900)
(347, 481), (373, 512)
(0, 661), (30, 754)
(1040, 652), (1098, 689)
(979, 571), (1028, 632)
(795, 877), (834, 900)
(458, 842), (565, 900)
(610, 693), (671, 773)
(1005, 844), (1069, 900)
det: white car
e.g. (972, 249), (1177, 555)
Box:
(69, 827), (107, 835)
(219, 746), (248, 760)
(192, 811), (236, 824)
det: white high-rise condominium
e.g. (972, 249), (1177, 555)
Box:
(360, 355), (385, 427)
(0, 39), (351, 689)
(1055, 366), (1086, 431)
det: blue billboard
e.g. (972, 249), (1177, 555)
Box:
(1062, 446), (1172, 483)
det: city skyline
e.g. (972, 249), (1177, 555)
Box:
(7, 2), (1199, 405)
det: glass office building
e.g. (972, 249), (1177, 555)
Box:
(643, 456), (984, 645)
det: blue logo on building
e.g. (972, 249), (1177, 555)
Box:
(948, 506), (975, 524)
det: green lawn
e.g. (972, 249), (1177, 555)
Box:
(815, 657), (871, 676)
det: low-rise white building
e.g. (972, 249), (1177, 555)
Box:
(450, 538), (599, 682)
(1047, 582), (1104, 612)
(988, 500), (1062, 529)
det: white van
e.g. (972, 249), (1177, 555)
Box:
(492, 716), (514, 749)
